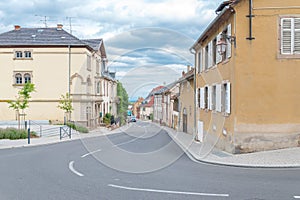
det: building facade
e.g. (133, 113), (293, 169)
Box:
(191, 0), (300, 153)
(0, 24), (117, 127)
(178, 68), (195, 135)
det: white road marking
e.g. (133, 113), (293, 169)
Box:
(81, 149), (102, 158)
(294, 196), (300, 199)
(108, 184), (229, 197)
(68, 161), (84, 177)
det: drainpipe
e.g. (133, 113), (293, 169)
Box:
(246, 0), (255, 40)
(189, 48), (197, 141)
(68, 45), (71, 121)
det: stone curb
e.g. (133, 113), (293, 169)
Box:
(163, 126), (300, 169)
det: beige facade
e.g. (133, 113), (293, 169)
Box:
(0, 25), (117, 127)
(191, 0), (300, 153)
(178, 68), (195, 135)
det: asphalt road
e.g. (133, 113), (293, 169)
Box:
(0, 121), (299, 200)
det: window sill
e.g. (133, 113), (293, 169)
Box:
(277, 54), (300, 59)
(222, 112), (230, 117)
(13, 84), (25, 87)
(221, 59), (230, 65)
(13, 58), (33, 60)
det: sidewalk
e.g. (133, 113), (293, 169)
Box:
(164, 126), (300, 168)
(0, 126), (118, 150)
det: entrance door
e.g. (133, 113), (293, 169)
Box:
(183, 108), (187, 133)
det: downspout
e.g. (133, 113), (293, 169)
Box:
(189, 48), (197, 141)
(68, 45), (71, 121)
(246, 0), (255, 40)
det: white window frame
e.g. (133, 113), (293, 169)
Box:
(281, 17), (300, 55)
(15, 51), (22, 59)
(24, 51), (32, 58)
(222, 82), (231, 114)
(13, 71), (33, 85)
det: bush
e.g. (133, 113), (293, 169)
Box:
(103, 113), (112, 126)
(66, 122), (89, 133)
(0, 128), (35, 140)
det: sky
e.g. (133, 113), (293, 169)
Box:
(0, 0), (224, 101)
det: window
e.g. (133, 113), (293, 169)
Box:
(87, 55), (91, 71)
(15, 73), (22, 84)
(281, 18), (300, 55)
(13, 72), (33, 85)
(197, 88), (200, 108)
(222, 82), (231, 114)
(204, 86), (208, 109)
(212, 38), (217, 66)
(197, 51), (202, 73)
(15, 51), (22, 58)
(211, 85), (216, 111)
(24, 73), (31, 83)
(204, 45), (209, 70)
(96, 60), (100, 74)
(24, 51), (32, 58)
(96, 81), (101, 94)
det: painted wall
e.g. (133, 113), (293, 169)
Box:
(195, 0), (300, 153)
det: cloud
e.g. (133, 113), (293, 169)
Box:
(0, 0), (224, 99)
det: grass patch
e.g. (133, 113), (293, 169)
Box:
(0, 128), (38, 140)
(66, 122), (89, 133)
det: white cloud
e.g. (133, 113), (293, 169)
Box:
(0, 0), (224, 99)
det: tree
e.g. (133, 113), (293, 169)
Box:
(8, 83), (35, 129)
(57, 93), (73, 123)
(117, 82), (129, 125)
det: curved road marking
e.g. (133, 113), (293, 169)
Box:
(108, 184), (229, 197)
(81, 149), (102, 158)
(294, 196), (300, 199)
(69, 161), (84, 177)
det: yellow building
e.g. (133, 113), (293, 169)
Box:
(178, 67), (195, 135)
(0, 24), (117, 127)
(191, 0), (300, 153)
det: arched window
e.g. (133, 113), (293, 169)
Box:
(15, 73), (22, 84)
(24, 73), (31, 83)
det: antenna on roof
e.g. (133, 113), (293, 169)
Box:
(35, 15), (49, 28)
(66, 16), (75, 34)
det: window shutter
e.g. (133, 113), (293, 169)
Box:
(200, 87), (205, 109)
(225, 82), (231, 114)
(216, 33), (222, 64)
(202, 47), (206, 70)
(216, 84), (222, 112)
(281, 18), (292, 54)
(294, 18), (300, 54)
(198, 51), (202, 72)
(208, 86), (212, 110)
(208, 41), (213, 68)
(196, 88), (199, 108)
(227, 24), (232, 58)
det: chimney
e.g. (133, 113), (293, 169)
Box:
(57, 24), (63, 30)
(14, 25), (21, 31)
(187, 65), (191, 72)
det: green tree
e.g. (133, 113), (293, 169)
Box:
(8, 83), (35, 129)
(117, 82), (129, 125)
(58, 93), (73, 123)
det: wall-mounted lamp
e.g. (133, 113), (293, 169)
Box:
(217, 37), (227, 55)
(216, 34), (236, 55)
